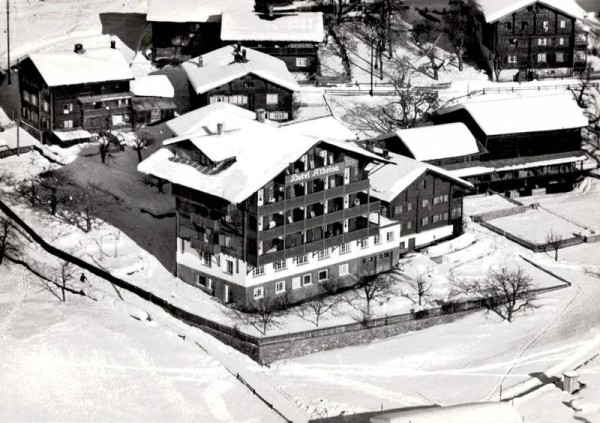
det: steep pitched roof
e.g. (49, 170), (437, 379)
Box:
(388, 123), (480, 161)
(437, 94), (588, 136)
(146, 0), (254, 23)
(130, 75), (175, 98)
(139, 117), (385, 204)
(221, 12), (325, 42)
(27, 48), (133, 87)
(368, 151), (473, 203)
(477, 0), (585, 23)
(182, 46), (300, 95)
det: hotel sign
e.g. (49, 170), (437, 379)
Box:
(285, 163), (345, 184)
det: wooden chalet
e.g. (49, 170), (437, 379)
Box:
(433, 94), (589, 194)
(368, 150), (473, 243)
(220, 11), (325, 73)
(19, 43), (134, 145)
(476, 0), (588, 80)
(129, 75), (177, 129)
(182, 45), (300, 121)
(138, 106), (400, 305)
(146, 0), (254, 61)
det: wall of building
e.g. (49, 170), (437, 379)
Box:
(191, 73), (294, 121)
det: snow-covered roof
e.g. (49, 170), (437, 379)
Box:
(495, 153), (586, 171)
(221, 12), (325, 42)
(280, 115), (358, 142)
(182, 46), (300, 95)
(165, 103), (276, 137)
(130, 75), (175, 98)
(0, 125), (39, 149)
(27, 48), (133, 87)
(368, 151), (473, 203)
(52, 129), (93, 142)
(389, 123), (480, 161)
(478, 0), (586, 23)
(370, 401), (522, 423)
(139, 121), (385, 204)
(146, 0), (254, 23)
(437, 94), (588, 136)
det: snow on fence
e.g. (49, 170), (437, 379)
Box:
(471, 203), (538, 223)
(0, 198), (573, 365)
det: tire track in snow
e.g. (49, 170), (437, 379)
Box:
(0, 270), (28, 342)
(484, 279), (582, 401)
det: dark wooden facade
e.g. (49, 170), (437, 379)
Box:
(234, 42), (320, 73)
(150, 22), (224, 61)
(190, 73), (294, 121)
(480, 2), (587, 79)
(19, 57), (133, 143)
(379, 171), (466, 240)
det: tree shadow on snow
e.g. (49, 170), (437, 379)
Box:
(309, 405), (440, 423)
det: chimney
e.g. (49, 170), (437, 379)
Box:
(74, 43), (85, 54)
(382, 148), (390, 159)
(110, 40), (116, 49)
(242, 49), (247, 62)
(217, 122), (224, 135)
(197, 56), (204, 67)
(256, 109), (266, 123)
(267, 4), (274, 18)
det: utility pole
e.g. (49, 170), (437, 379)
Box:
(370, 31), (374, 96)
(6, 0), (10, 84)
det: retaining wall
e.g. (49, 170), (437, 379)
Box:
(471, 203), (538, 223)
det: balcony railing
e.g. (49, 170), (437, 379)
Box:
(257, 201), (381, 241)
(190, 239), (221, 255)
(191, 213), (220, 231)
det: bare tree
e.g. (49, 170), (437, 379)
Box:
(545, 230), (564, 262)
(415, 35), (451, 81)
(293, 288), (338, 327)
(57, 261), (74, 302)
(97, 132), (114, 164)
(0, 217), (22, 266)
(442, 0), (480, 72)
(453, 267), (538, 322)
(133, 135), (149, 163)
(490, 42), (510, 82)
(38, 167), (68, 216)
(345, 272), (396, 322)
(400, 272), (432, 306)
(237, 295), (289, 335)
(571, 65), (596, 108)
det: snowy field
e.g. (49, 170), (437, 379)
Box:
(463, 194), (518, 217)
(518, 177), (600, 232)
(489, 208), (586, 244)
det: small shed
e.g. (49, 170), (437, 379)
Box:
(132, 97), (177, 129)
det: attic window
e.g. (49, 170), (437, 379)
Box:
(521, 22), (528, 31)
(504, 22), (512, 30)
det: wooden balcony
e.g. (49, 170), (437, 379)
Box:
(190, 239), (221, 255)
(190, 213), (220, 231)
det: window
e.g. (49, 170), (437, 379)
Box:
(112, 114), (124, 125)
(508, 55), (518, 64)
(556, 52), (565, 62)
(63, 120), (73, 129)
(407, 221), (412, 230)
(421, 180), (426, 189)
(269, 111), (289, 120)
(318, 249), (330, 259)
(509, 38), (517, 46)
(318, 270), (328, 282)
(302, 274), (312, 286)
(559, 37), (565, 46)
(451, 206), (462, 219)
(63, 103), (73, 114)
(537, 53), (547, 63)
(575, 51), (586, 61)
(273, 260), (287, 271)
(209, 95), (227, 104)
(537, 38), (547, 46)
(443, 194), (449, 203)
(504, 22), (511, 30)
(399, 241), (406, 249)
(357, 238), (368, 248)
(373, 234), (381, 245)
(196, 274), (206, 287)
(520, 22), (528, 31)
(339, 263), (349, 276)
(244, 81), (254, 88)
(252, 265), (265, 276)
(266, 94), (279, 105)
(254, 287), (264, 300)
(443, 212), (449, 221)
(225, 260), (234, 274)
(407, 202), (412, 211)
(228, 95), (248, 105)
(542, 20), (548, 31)
(560, 20), (566, 29)
(21, 107), (29, 120)
(433, 196), (440, 205)
(386, 231), (394, 242)
(340, 243), (350, 254)
(224, 236), (232, 247)
(202, 252), (212, 267)
(297, 255), (308, 265)
(30, 94), (38, 106)
(393, 205), (403, 215)
(422, 199), (429, 208)
(433, 214), (440, 223)
(275, 281), (285, 294)
(422, 216), (429, 226)
(296, 57), (308, 67)
(22, 90), (30, 103)
(42, 99), (49, 113)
